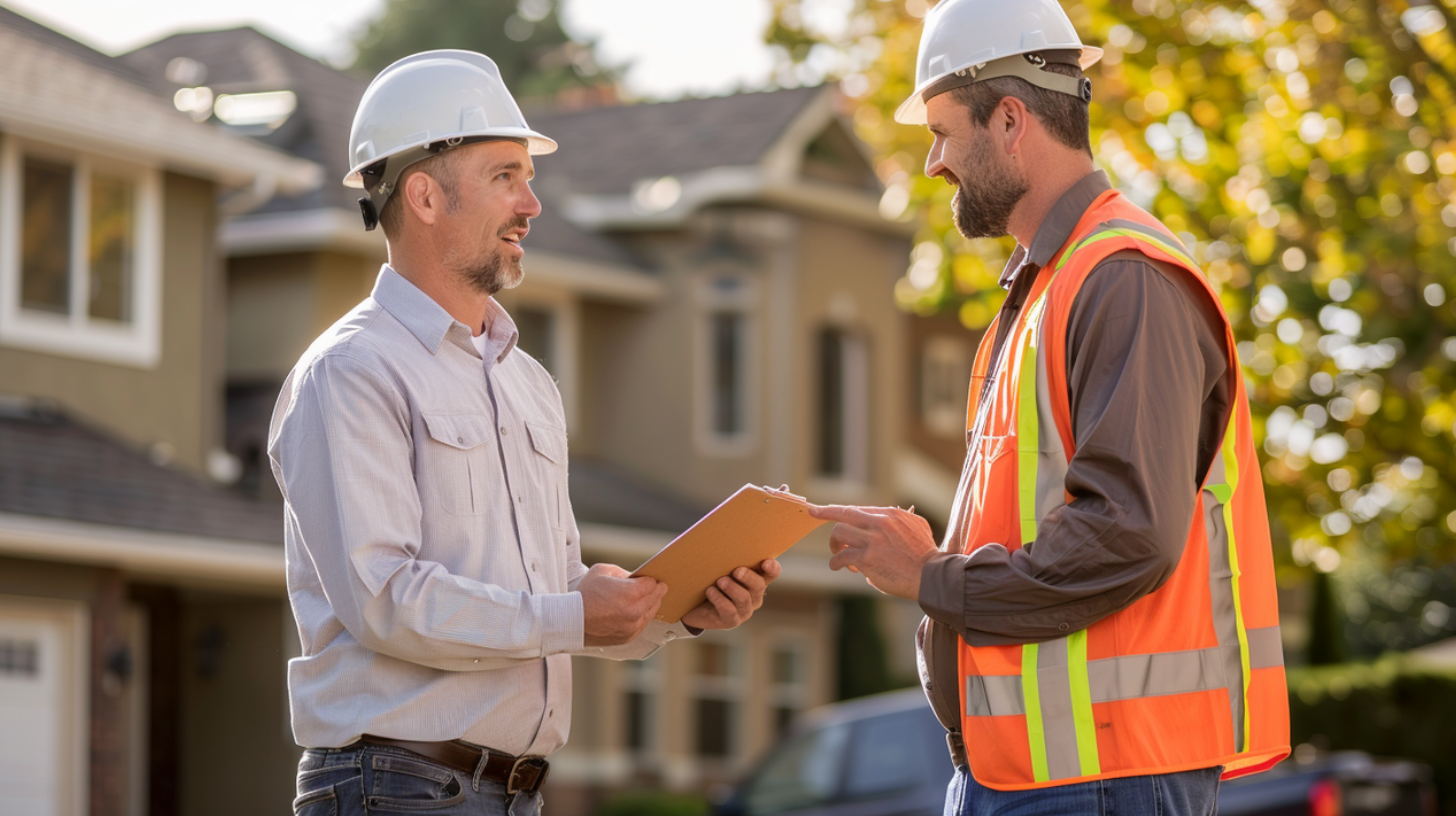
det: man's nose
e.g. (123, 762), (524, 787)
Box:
(925, 138), (947, 180)
(519, 184), (543, 218)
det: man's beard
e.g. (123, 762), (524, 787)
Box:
(449, 217), (529, 295)
(951, 138), (1028, 240)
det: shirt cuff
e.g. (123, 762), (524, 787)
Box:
(918, 551), (967, 630)
(537, 591), (585, 656)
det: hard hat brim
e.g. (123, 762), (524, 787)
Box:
(895, 45), (1104, 126)
(343, 128), (558, 188)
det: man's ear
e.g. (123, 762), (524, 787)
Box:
(997, 95), (1031, 160)
(401, 170), (443, 228)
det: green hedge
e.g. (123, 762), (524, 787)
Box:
(1288, 654), (1456, 814)
(594, 791), (709, 816)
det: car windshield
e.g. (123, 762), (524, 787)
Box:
(742, 720), (851, 815)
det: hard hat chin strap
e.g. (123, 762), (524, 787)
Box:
(923, 51), (1092, 107)
(357, 136), (530, 231)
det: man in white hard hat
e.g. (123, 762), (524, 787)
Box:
(811, 1), (1288, 813)
(269, 51), (780, 816)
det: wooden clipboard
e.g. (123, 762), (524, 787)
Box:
(631, 484), (827, 623)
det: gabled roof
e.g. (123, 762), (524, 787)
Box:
(123, 26), (365, 213)
(0, 9), (319, 194)
(0, 401), (281, 545)
(529, 86), (825, 195)
(568, 458), (707, 532)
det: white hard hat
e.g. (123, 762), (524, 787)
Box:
(344, 50), (557, 229)
(895, 0), (1103, 125)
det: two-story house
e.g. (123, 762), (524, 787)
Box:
(0, 6), (320, 816)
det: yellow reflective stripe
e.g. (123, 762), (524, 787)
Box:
(1219, 412), (1255, 752)
(1067, 630), (1102, 776)
(1054, 227), (1197, 273)
(1017, 295), (1048, 544)
(1021, 642), (1050, 783)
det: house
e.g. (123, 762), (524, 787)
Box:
(2, 13), (944, 813)
(0, 6), (319, 816)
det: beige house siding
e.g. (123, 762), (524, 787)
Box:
(0, 171), (223, 475)
(226, 249), (383, 382)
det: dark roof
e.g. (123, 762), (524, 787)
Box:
(568, 458), (707, 533)
(0, 402), (281, 545)
(122, 27), (368, 212)
(0, 3), (168, 95)
(529, 86), (823, 195)
(525, 202), (645, 268)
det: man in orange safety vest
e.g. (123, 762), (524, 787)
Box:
(810, 1), (1290, 813)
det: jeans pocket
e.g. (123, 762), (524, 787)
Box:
(366, 753), (467, 812)
(293, 787), (336, 816)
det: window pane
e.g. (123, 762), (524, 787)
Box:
(88, 173), (136, 323)
(712, 312), (743, 435)
(625, 690), (651, 752)
(695, 698), (733, 757)
(818, 329), (845, 475)
(514, 307), (555, 373)
(697, 641), (729, 677)
(21, 157), (73, 315)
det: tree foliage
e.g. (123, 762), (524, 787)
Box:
(767, 0), (1456, 655)
(350, 0), (611, 101)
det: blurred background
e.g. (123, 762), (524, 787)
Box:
(0, 0), (1453, 814)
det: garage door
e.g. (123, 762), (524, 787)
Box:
(0, 596), (87, 816)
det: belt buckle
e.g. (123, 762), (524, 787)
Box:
(506, 756), (548, 795)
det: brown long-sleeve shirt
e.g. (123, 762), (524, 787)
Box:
(916, 171), (1234, 741)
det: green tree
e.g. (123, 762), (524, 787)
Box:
(350, 0), (611, 101)
(767, 0), (1456, 654)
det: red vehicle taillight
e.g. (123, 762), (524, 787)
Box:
(1308, 778), (1343, 816)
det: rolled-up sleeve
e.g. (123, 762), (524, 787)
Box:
(271, 351), (584, 671)
(919, 258), (1229, 646)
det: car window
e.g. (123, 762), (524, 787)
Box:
(743, 721), (851, 815)
(841, 710), (938, 799)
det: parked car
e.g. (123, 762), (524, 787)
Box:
(713, 689), (1438, 816)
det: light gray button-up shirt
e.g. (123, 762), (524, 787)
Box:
(269, 266), (683, 754)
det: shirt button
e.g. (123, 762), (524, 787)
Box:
(664, 631), (677, 641)
(457, 437), (464, 444)
(500, 426), (509, 435)
(531, 561), (539, 572)
(473, 659), (479, 664)
(549, 709), (555, 717)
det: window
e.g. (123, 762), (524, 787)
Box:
(0, 638), (38, 678)
(693, 639), (745, 759)
(817, 327), (869, 481)
(0, 137), (161, 367)
(770, 640), (809, 734)
(514, 306), (556, 374)
(696, 274), (757, 453)
(921, 336), (971, 438)
(621, 653), (659, 757)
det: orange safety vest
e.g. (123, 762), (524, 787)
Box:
(952, 189), (1290, 789)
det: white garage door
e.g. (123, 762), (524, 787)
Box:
(0, 597), (86, 816)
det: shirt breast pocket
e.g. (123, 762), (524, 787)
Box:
(421, 412), (494, 516)
(525, 420), (569, 534)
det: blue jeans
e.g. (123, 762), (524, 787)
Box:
(944, 766), (1222, 816)
(293, 745), (542, 816)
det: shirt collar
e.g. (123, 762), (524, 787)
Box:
(472, 299), (520, 369)
(371, 265), (517, 363)
(999, 170), (1113, 288)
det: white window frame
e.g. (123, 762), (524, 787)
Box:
(694, 271), (759, 456)
(690, 634), (747, 762)
(767, 635), (811, 734)
(620, 652), (661, 760)
(0, 135), (163, 368)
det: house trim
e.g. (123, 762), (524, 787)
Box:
(0, 513), (283, 592)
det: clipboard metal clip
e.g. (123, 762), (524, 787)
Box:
(761, 485), (807, 502)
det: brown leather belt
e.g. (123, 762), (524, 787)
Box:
(353, 735), (550, 794)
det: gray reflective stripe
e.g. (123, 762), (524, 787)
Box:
(1033, 317), (1069, 534)
(965, 628), (1284, 718)
(1203, 447), (1246, 751)
(1032, 637), (1083, 780)
(966, 674), (1025, 717)
(1247, 625), (1284, 670)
